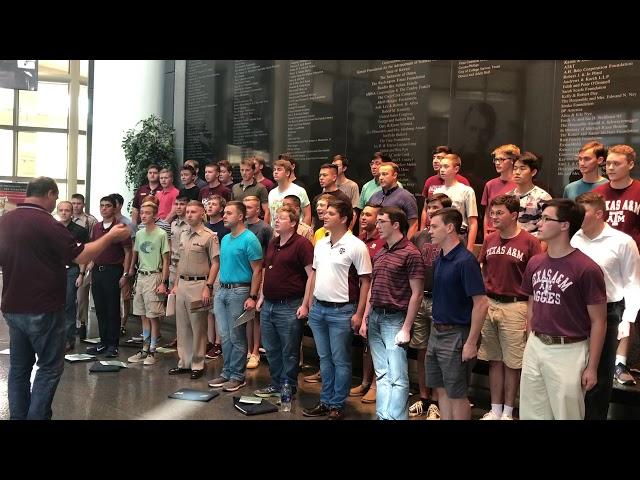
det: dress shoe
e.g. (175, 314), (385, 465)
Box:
(302, 402), (330, 417)
(168, 367), (191, 375)
(328, 407), (345, 420)
(303, 371), (322, 383)
(190, 369), (204, 379)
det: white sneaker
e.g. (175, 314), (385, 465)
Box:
(500, 413), (513, 420)
(247, 353), (260, 369)
(425, 404), (441, 420)
(480, 410), (501, 420)
(128, 350), (148, 363)
(143, 351), (156, 366)
(408, 400), (425, 417)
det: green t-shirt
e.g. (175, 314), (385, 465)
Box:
(134, 226), (169, 272)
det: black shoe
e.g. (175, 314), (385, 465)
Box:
(328, 407), (345, 420)
(168, 367), (191, 375)
(76, 324), (87, 340)
(86, 344), (107, 355)
(302, 402), (330, 417)
(105, 347), (119, 358)
(190, 369), (205, 379)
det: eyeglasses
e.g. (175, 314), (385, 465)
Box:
(375, 219), (391, 224)
(538, 216), (564, 224)
(493, 157), (512, 164)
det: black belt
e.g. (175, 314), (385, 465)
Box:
(138, 270), (160, 275)
(179, 275), (207, 281)
(487, 292), (528, 303)
(372, 306), (404, 315)
(315, 299), (353, 308)
(533, 331), (587, 345)
(266, 297), (303, 304)
(220, 282), (250, 289)
(95, 264), (122, 271)
(424, 291), (432, 298)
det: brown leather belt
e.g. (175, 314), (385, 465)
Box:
(533, 331), (587, 345)
(487, 292), (528, 303)
(433, 323), (458, 332)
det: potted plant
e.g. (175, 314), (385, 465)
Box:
(122, 114), (177, 198)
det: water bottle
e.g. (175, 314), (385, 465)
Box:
(280, 381), (292, 412)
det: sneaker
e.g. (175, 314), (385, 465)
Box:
(222, 379), (247, 392)
(143, 351), (157, 366)
(105, 347), (119, 358)
(246, 352), (251, 360)
(304, 371), (322, 383)
(480, 411), (502, 420)
(408, 400), (426, 417)
(361, 386), (376, 404)
(614, 363), (637, 386)
(86, 344), (107, 355)
(128, 350), (148, 363)
(208, 376), (228, 388)
(302, 402), (330, 417)
(120, 326), (127, 337)
(258, 347), (266, 354)
(425, 404), (441, 420)
(247, 354), (260, 369)
(254, 385), (281, 398)
(500, 413), (514, 420)
(349, 384), (369, 397)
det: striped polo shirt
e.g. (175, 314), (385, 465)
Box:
(370, 237), (425, 311)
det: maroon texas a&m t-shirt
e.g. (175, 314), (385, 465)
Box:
(593, 179), (640, 249)
(479, 229), (541, 298)
(521, 249), (606, 337)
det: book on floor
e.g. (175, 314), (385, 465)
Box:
(168, 388), (219, 402)
(64, 353), (97, 362)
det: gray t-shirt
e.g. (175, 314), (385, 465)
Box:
(246, 219), (273, 254)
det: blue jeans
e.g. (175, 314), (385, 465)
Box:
(213, 286), (249, 381)
(368, 309), (409, 420)
(65, 266), (80, 345)
(308, 299), (356, 409)
(260, 298), (303, 390)
(4, 311), (66, 420)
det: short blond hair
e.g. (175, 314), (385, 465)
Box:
(491, 144), (520, 158)
(608, 144), (636, 164)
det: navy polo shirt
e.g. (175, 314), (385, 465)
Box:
(432, 242), (485, 326)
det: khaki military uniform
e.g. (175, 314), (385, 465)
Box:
(175, 226), (219, 371)
(169, 217), (190, 290)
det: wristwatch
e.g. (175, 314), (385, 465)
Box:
(122, 272), (129, 278)
(206, 283), (214, 290)
(249, 294), (258, 301)
(163, 279), (170, 286)
(79, 271), (86, 276)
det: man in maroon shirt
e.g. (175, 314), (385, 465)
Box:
(254, 155), (275, 191)
(363, 206), (425, 419)
(198, 163), (231, 203)
(593, 144), (640, 385)
(253, 205), (314, 398)
(349, 203), (383, 403)
(87, 196), (133, 359)
(478, 194), (541, 420)
(481, 144), (519, 238)
(132, 164), (161, 225)
(520, 199), (606, 419)
(0, 177), (130, 419)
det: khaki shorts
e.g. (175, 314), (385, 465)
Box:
(477, 298), (527, 369)
(409, 296), (432, 349)
(133, 272), (166, 318)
